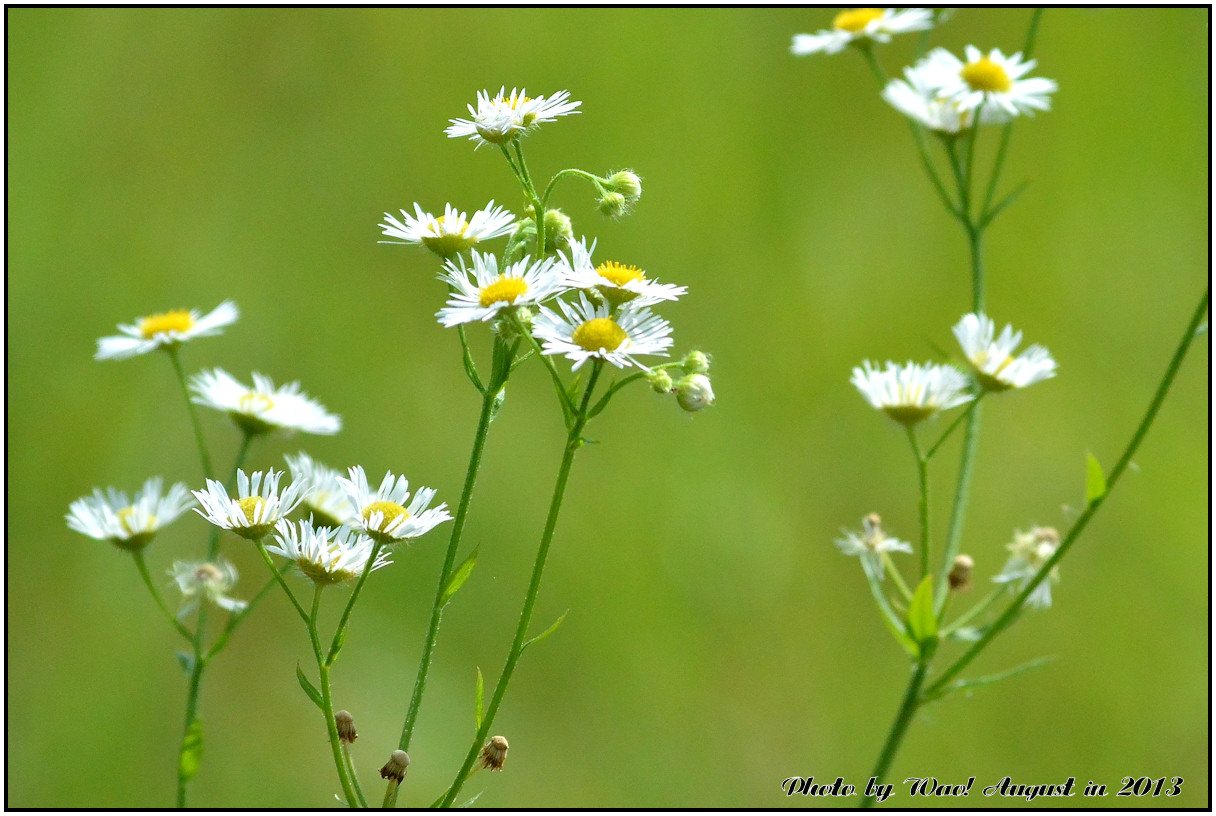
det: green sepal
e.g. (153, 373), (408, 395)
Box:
(523, 610), (569, 651)
(441, 547), (479, 608)
(1085, 452), (1107, 505)
(296, 663), (324, 710)
(906, 575), (939, 655)
(178, 717), (203, 781)
(474, 667), (485, 730)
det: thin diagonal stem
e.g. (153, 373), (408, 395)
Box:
(307, 586), (360, 809)
(906, 427), (930, 581)
(166, 347), (211, 481)
(132, 550), (193, 641)
(859, 659), (930, 808)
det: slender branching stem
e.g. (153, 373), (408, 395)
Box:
(859, 659), (930, 808)
(906, 427), (931, 581)
(167, 347), (211, 481)
(133, 550), (193, 641)
(307, 586), (361, 809)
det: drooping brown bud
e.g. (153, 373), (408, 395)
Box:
(379, 749), (411, 782)
(335, 710), (357, 744)
(479, 735), (509, 771)
(948, 554), (975, 592)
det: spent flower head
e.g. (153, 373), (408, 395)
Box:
(436, 250), (564, 328)
(446, 87), (581, 148)
(851, 360), (973, 425)
(791, 8), (933, 56)
(338, 466), (452, 546)
(534, 294), (674, 371)
(267, 518), (391, 586)
(993, 526), (1061, 609)
(169, 559), (247, 615)
(835, 512), (912, 578)
(558, 237), (686, 308)
(285, 452), (357, 528)
(190, 369), (340, 436)
(192, 469), (309, 541)
(379, 201), (516, 259)
(916, 46), (1056, 123)
(95, 301), (238, 361)
(953, 313), (1057, 392)
(67, 477), (195, 551)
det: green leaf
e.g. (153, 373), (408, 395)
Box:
(296, 663), (324, 710)
(1085, 452), (1107, 505)
(458, 791), (484, 809)
(923, 656), (1054, 703)
(440, 547), (479, 607)
(906, 575), (939, 649)
(474, 667), (485, 730)
(523, 610), (569, 651)
(176, 651), (195, 676)
(488, 388), (507, 423)
(178, 717), (203, 781)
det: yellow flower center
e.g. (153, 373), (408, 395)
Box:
(363, 500), (409, 532)
(238, 392), (275, 414)
(116, 506), (150, 535)
(422, 215), (476, 258)
(479, 276), (529, 308)
(237, 496), (266, 525)
(138, 310), (194, 338)
(960, 56), (1012, 93)
(596, 261), (646, 287)
(833, 8), (884, 32)
(571, 317), (628, 353)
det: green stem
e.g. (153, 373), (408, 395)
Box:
(906, 427), (930, 581)
(176, 636), (206, 808)
(437, 363), (603, 808)
(132, 550), (193, 641)
(326, 540), (385, 666)
(859, 659), (929, 808)
(343, 743), (367, 808)
(205, 575), (276, 661)
(928, 288), (1208, 697)
(307, 586), (360, 809)
(166, 347), (211, 481)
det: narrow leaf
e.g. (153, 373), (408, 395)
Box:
(474, 667), (485, 730)
(923, 656), (1054, 703)
(1085, 452), (1107, 505)
(906, 575), (938, 646)
(458, 791), (484, 809)
(859, 556), (919, 658)
(523, 610), (569, 651)
(488, 388), (507, 423)
(441, 547), (479, 607)
(176, 651), (195, 676)
(178, 717), (203, 781)
(296, 663), (324, 710)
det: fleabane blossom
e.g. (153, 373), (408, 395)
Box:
(835, 513), (912, 579)
(791, 8), (933, 56)
(436, 250), (563, 328)
(533, 294), (673, 371)
(192, 469), (309, 541)
(169, 560), (247, 615)
(993, 526), (1060, 609)
(338, 466), (452, 546)
(286, 452), (357, 528)
(445, 87), (581, 147)
(267, 519), (391, 586)
(883, 62), (977, 133)
(851, 360), (973, 425)
(190, 369), (341, 436)
(558, 237), (686, 307)
(916, 46), (1056, 123)
(95, 301), (238, 361)
(379, 201), (515, 258)
(952, 313), (1056, 392)
(67, 477), (195, 551)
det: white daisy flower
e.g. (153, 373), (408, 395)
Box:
(285, 452), (357, 528)
(851, 360), (973, 425)
(379, 201), (516, 259)
(993, 526), (1060, 609)
(791, 8), (933, 56)
(835, 513), (913, 578)
(952, 313), (1057, 392)
(267, 519), (391, 587)
(916, 46), (1057, 123)
(190, 369), (341, 436)
(533, 294), (674, 371)
(445, 87), (581, 147)
(436, 250), (564, 328)
(192, 469), (310, 541)
(95, 301), (238, 361)
(883, 62), (977, 133)
(67, 477), (195, 551)
(558, 237), (686, 308)
(169, 560), (247, 615)
(338, 466), (452, 546)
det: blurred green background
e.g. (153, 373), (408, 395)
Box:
(8, 7), (1208, 809)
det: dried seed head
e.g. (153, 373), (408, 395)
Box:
(479, 735), (509, 771)
(335, 710), (357, 744)
(948, 554), (975, 592)
(379, 750), (411, 782)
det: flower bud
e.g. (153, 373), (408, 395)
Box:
(379, 749), (411, 782)
(542, 208), (573, 252)
(335, 710), (357, 744)
(606, 170), (643, 203)
(597, 191), (629, 218)
(948, 554), (974, 592)
(646, 369), (674, 394)
(479, 735), (509, 771)
(675, 374), (715, 412)
(682, 350), (711, 375)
